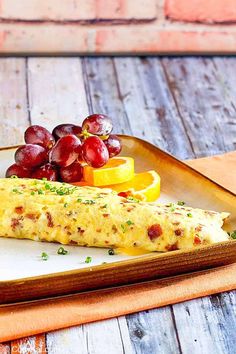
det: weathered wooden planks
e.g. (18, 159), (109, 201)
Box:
(114, 57), (194, 159)
(10, 335), (46, 354)
(0, 58), (29, 146)
(82, 57), (134, 135)
(126, 307), (181, 354)
(172, 296), (234, 354)
(161, 57), (236, 158)
(46, 317), (133, 354)
(27, 57), (89, 130)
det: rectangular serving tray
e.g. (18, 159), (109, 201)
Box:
(0, 135), (235, 304)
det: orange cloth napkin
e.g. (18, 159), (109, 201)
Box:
(0, 151), (236, 342)
(187, 151), (236, 194)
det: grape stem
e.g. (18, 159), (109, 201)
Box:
(80, 129), (109, 141)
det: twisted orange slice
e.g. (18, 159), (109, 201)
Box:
(106, 170), (161, 202)
(83, 157), (134, 186)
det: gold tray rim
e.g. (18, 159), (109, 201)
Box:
(0, 135), (235, 304)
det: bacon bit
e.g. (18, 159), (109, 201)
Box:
(46, 212), (54, 228)
(195, 225), (203, 232)
(14, 206), (24, 214)
(25, 213), (39, 222)
(96, 228), (102, 233)
(69, 240), (77, 245)
(118, 191), (130, 198)
(194, 236), (202, 245)
(173, 212), (182, 215)
(127, 207), (134, 212)
(78, 227), (85, 234)
(166, 243), (179, 251)
(172, 221), (180, 226)
(204, 211), (217, 216)
(112, 225), (118, 233)
(67, 231), (72, 236)
(175, 228), (184, 236)
(105, 240), (109, 244)
(11, 217), (22, 231)
(148, 224), (163, 241)
(103, 213), (110, 218)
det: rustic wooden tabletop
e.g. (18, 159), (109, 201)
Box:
(0, 56), (235, 354)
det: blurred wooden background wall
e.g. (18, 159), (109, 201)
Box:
(0, 0), (235, 54)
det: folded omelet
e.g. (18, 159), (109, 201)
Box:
(0, 178), (229, 252)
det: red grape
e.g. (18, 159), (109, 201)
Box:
(31, 163), (58, 181)
(82, 114), (112, 136)
(5, 163), (32, 178)
(60, 161), (83, 183)
(15, 144), (48, 168)
(52, 124), (82, 141)
(49, 135), (81, 167)
(104, 135), (121, 157)
(82, 136), (109, 168)
(25, 125), (55, 150)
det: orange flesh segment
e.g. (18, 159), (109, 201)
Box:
(105, 170), (161, 202)
(83, 157), (134, 186)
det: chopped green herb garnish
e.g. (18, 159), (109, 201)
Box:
(126, 220), (134, 226)
(101, 204), (108, 209)
(57, 246), (68, 255)
(43, 183), (76, 196)
(12, 188), (22, 194)
(77, 198), (82, 203)
(102, 261), (108, 264)
(167, 203), (176, 212)
(108, 249), (115, 255)
(37, 189), (44, 195)
(187, 213), (192, 218)
(64, 203), (68, 208)
(10, 175), (18, 179)
(41, 252), (49, 261)
(127, 196), (140, 203)
(177, 201), (185, 206)
(85, 256), (92, 263)
(230, 230), (236, 239)
(56, 189), (66, 195)
(121, 224), (126, 233)
(83, 200), (95, 205)
(31, 191), (35, 196)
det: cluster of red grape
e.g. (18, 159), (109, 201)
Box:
(6, 114), (122, 183)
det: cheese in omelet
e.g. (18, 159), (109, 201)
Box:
(0, 178), (229, 252)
